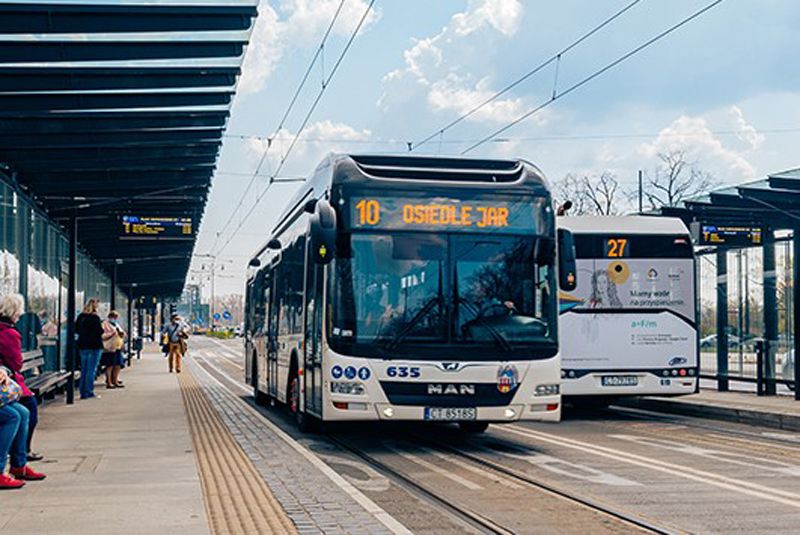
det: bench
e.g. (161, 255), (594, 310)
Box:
(21, 348), (73, 400)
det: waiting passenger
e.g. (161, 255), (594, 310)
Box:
(101, 311), (126, 389)
(0, 366), (46, 489)
(166, 314), (189, 373)
(76, 299), (104, 400)
(0, 294), (43, 462)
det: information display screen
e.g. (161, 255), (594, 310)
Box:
(348, 195), (544, 233)
(121, 216), (193, 238)
(692, 223), (762, 247)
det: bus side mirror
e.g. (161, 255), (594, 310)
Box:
(309, 199), (337, 264)
(557, 228), (577, 291)
(535, 238), (555, 266)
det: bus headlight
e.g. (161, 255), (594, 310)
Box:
(330, 381), (365, 395)
(535, 384), (560, 396)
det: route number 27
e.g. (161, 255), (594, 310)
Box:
(606, 238), (628, 258)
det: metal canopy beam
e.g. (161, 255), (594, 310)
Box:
(0, 129), (223, 149)
(0, 42), (245, 63)
(0, 112), (229, 134)
(0, 91), (233, 111)
(0, 67), (239, 92)
(0, 3), (256, 34)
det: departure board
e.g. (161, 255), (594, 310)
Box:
(692, 223), (762, 247)
(348, 196), (544, 233)
(121, 216), (193, 238)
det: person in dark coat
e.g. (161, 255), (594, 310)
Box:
(76, 299), (104, 400)
(0, 294), (43, 461)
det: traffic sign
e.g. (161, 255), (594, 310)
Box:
(213, 313), (221, 321)
(222, 310), (232, 320)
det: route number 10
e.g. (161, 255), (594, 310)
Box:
(356, 199), (381, 225)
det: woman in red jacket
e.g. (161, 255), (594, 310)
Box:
(0, 294), (43, 462)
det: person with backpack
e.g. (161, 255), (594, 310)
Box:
(101, 310), (125, 389)
(166, 314), (189, 373)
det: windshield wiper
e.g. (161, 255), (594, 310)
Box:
(385, 295), (442, 350)
(460, 300), (512, 352)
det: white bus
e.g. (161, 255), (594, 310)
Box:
(244, 154), (577, 432)
(558, 216), (698, 401)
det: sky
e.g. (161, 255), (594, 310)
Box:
(191, 0), (800, 295)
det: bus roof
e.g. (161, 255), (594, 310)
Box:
(558, 215), (689, 235)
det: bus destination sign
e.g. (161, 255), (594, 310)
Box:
(121, 216), (193, 239)
(349, 196), (543, 233)
(692, 222), (762, 247)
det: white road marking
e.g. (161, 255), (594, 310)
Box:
(503, 425), (800, 509)
(422, 447), (524, 490)
(190, 355), (413, 535)
(611, 434), (800, 476)
(762, 432), (800, 444)
(486, 446), (640, 487)
(383, 441), (483, 490)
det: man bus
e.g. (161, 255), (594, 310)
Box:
(244, 154), (576, 432)
(558, 216), (698, 405)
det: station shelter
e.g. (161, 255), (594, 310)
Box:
(0, 0), (257, 401)
(662, 168), (800, 399)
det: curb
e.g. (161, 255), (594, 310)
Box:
(615, 397), (800, 432)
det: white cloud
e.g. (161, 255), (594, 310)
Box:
(239, 0), (380, 94)
(638, 115), (757, 181)
(245, 120), (372, 173)
(380, 0), (525, 121)
(728, 105), (765, 150)
(427, 74), (535, 125)
(452, 0), (524, 37)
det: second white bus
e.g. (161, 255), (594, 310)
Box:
(558, 216), (698, 400)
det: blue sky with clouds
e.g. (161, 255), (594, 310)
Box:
(195, 0), (800, 294)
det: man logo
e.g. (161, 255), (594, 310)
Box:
(427, 384), (475, 395)
(441, 362), (460, 372)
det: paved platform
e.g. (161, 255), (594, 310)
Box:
(0, 346), (407, 535)
(0, 349), (209, 535)
(617, 388), (800, 431)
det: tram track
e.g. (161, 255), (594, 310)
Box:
(194, 347), (664, 534)
(416, 433), (675, 535)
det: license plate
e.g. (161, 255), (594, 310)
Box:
(424, 407), (477, 421)
(601, 375), (639, 387)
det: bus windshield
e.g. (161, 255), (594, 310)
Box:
(328, 232), (556, 359)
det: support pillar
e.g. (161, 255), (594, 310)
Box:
(66, 215), (77, 405)
(126, 295), (133, 367)
(110, 262), (117, 310)
(793, 231), (800, 400)
(764, 231), (777, 396)
(716, 250), (729, 392)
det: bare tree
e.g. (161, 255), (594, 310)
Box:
(643, 150), (718, 209)
(583, 171), (620, 215)
(554, 173), (589, 215)
(554, 171), (623, 215)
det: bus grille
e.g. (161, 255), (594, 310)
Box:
(379, 381), (517, 407)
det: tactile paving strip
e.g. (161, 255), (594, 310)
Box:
(178, 370), (298, 535)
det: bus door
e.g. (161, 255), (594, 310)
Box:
(267, 273), (280, 398)
(304, 261), (324, 416)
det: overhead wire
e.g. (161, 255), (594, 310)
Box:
(410, 0), (646, 152)
(210, 0), (348, 254)
(461, 0), (726, 154)
(215, 0), (377, 257)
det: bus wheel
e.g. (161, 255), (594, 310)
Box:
(289, 375), (311, 433)
(459, 422), (489, 434)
